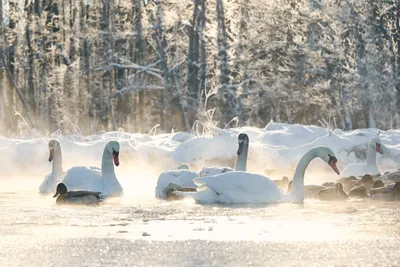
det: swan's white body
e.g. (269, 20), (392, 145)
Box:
(199, 167), (234, 177)
(62, 141), (123, 197)
(155, 170), (199, 198)
(39, 140), (64, 195)
(175, 147), (339, 204)
(341, 138), (385, 177)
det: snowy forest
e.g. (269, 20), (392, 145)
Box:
(1, 0), (400, 136)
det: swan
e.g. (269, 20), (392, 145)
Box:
(39, 140), (64, 195)
(341, 137), (386, 178)
(155, 133), (249, 199)
(174, 146), (340, 204)
(199, 133), (249, 177)
(61, 140), (123, 197)
(53, 183), (104, 205)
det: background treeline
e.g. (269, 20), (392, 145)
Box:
(1, 0), (400, 136)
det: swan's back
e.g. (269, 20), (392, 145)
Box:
(341, 163), (379, 178)
(199, 167), (234, 177)
(194, 172), (285, 203)
(62, 166), (103, 191)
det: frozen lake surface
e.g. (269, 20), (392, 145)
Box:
(1, 178), (400, 267)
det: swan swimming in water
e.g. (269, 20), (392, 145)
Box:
(61, 140), (123, 197)
(155, 133), (250, 199)
(341, 137), (386, 178)
(39, 140), (64, 195)
(174, 146), (340, 204)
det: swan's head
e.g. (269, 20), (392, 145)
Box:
(369, 137), (384, 154)
(48, 139), (60, 162)
(53, 183), (68, 198)
(316, 147), (340, 175)
(177, 164), (190, 170)
(237, 133), (249, 155)
(106, 141), (120, 166)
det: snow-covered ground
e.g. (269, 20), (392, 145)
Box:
(1, 122), (400, 266)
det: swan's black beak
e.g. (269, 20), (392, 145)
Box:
(328, 155), (340, 175)
(113, 149), (120, 166)
(237, 141), (244, 155)
(49, 148), (54, 162)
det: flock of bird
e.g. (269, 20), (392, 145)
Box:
(39, 133), (400, 205)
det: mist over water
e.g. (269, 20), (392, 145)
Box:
(1, 126), (400, 266)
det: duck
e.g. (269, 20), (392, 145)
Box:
(53, 183), (104, 205)
(286, 180), (326, 199)
(273, 176), (289, 191)
(370, 182), (400, 201)
(155, 133), (249, 199)
(39, 140), (64, 195)
(199, 133), (249, 177)
(61, 140), (123, 197)
(341, 137), (386, 178)
(338, 176), (359, 193)
(348, 174), (375, 198)
(173, 146), (340, 204)
(318, 183), (348, 201)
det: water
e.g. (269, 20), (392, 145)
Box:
(1, 172), (400, 267)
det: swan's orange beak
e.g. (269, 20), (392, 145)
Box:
(113, 152), (120, 166)
(329, 161), (340, 175)
(376, 144), (383, 154)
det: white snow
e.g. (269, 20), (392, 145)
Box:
(1, 122), (400, 202)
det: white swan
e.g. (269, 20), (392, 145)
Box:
(341, 137), (386, 177)
(199, 133), (249, 177)
(155, 133), (249, 199)
(174, 146), (340, 204)
(62, 140), (123, 197)
(39, 140), (64, 195)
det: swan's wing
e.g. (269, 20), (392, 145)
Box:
(39, 173), (53, 194)
(194, 171), (283, 203)
(62, 166), (102, 191)
(155, 170), (199, 198)
(199, 167), (234, 177)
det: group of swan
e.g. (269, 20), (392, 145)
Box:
(155, 133), (249, 199)
(39, 140), (123, 204)
(40, 131), (393, 205)
(156, 135), (394, 204)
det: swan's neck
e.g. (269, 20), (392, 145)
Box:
(52, 147), (63, 178)
(289, 148), (319, 200)
(235, 143), (248, 171)
(366, 144), (377, 167)
(101, 147), (116, 178)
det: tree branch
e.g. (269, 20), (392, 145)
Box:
(110, 85), (164, 98)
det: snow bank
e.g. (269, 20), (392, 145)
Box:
(1, 122), (400, 188)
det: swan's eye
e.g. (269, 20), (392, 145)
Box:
(328, 154), (337, 163)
